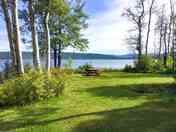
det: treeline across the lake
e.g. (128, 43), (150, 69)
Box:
(123, 0), (176, 73)
(0, 51), (137, 60)
(0, 0), (88, 74)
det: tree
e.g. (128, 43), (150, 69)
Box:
(11, 0), (24, 74)
(28, 0), (41, 69)
(163, 23), (168, 66)
(1, 0), (17, 69)
(155, 5), (166, 58)
(167, 0), (174, 54)
(170, 0), (176, 70)
(123, 0), (145, 65)
(50, 0), (89, 68)
(145, 0), (156, 55)
(1, 0), (24, 74)
(38, 0), (68, 72)
(44, 5), (51, 72)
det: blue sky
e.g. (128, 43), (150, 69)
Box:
(84, 0), (108, 15)
(0, 0), (132, 54)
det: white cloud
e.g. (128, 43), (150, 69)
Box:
(0, 26), (28, 51)
(80, 0), (133, 55)
(80, 0), (173, 55)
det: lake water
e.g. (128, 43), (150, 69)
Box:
(0, 59), (134, 71)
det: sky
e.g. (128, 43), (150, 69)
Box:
(0, 0), (169, 55)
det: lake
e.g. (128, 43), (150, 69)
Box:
(0, 59), (134, 71)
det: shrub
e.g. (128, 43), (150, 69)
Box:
(0, 63), (33, 82)
(2, 63), (17, 80)
(134, 55), (153, 73)
(76, 63), (93, 73)
(63, 58), (74, 70)
(123, 65), (135, 72)
(0, 69), (69, 106)
(150, 59), (165, 73)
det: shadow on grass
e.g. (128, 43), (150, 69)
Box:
(0, 106), (60, 131)
(2, 101), (176, 132)
(73, 83), (176, 100)
(98, 72), (176, 79)
(72, 101), (176, 132)
(0, 83), (176, 131)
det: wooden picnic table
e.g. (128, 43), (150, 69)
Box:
(85, 69), (101, 76)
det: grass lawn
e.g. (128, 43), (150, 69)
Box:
(1, 71), (176, 132)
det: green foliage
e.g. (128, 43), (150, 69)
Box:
(63, 58), (74, 70)
(0, 63), (34, 81)
(0, 69), (69, 106)
(50, 0), (89, 52)
(77, 63), (93, 73)
(37, 0), (69, 16)
(123, 64), (135, 72)
(134, 55), (153, 73)
(124, 55), (176, 73)
(150, 59), (164, 73)
(1, 63), (17, 80)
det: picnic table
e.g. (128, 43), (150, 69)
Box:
(85, 69), (101, 76)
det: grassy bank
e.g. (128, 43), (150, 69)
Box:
(0, 72), (176, 132)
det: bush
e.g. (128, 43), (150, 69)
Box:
(0, 63), (33, 82)
(76, 63), (93, 73)
(1, 63), (17, 80)
(134, 55), (153, 73)
(0, 69), (69, 106)
(123, 65), (135, 72)
(150, 59), (165, 73)
(123, 55), (176, 73)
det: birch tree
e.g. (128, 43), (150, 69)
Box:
(145, 0), (156, 55)
(1, 0), (17, 69)
(50, 0), (88, 68)
(1, 0), (24, 74)
(11, 0), (24, 74)
(28, 0), (41, 69)
(123, 0), (146, 65)
(38, 0), (68, 72)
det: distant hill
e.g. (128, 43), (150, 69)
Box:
(0, 52), (136, 60)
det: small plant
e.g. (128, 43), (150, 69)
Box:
(123, 65), (135, 72)
(2, 62), (17, 80)
(77, 63), (93, 73)
(134, 55), (153, 73)
(64, 58), (74, 70)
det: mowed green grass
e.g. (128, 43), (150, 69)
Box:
(1, 72), (176, 132)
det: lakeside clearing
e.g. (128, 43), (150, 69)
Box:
(1, 71), (176, 132)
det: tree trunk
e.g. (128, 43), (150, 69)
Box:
(1, 0), (17, 68)
(54, 48), (57, 68)
(57, 26), (62, 68)
(11, 0), (24, 74)
(137, 21), (142, 64)
(163, 24), (168, 66)
(44, 12), (51, 72)
(145, 0), (155, 55)
(168, 16), (172, 54)
(172, 28), (176, 71)
(28, 0), (41, 69)
(159, 24), (163, 58)
(57, 43), (62, 68)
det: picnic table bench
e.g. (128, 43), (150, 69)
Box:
(85, 69), (101, 76)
